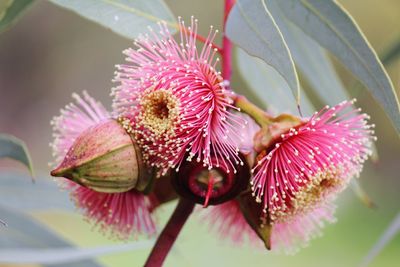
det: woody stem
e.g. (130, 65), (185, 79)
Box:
(144, 198), (195, 267)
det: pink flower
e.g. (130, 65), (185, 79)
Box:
(206, 199), (336, 253)
(231, 113), (260, 155)
(251, 100), (374, 224)
(66, 183), (156, 239)
(203, 101), (374, 252)
(112, 17), (244, 175)
(50, 91), (156, 238)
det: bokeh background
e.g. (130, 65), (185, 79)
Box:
(0, 0), (399, 266)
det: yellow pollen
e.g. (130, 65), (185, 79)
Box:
(273, 165), (349, 224)
(139, 88), (180, 137)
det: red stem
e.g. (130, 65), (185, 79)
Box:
(144, 3), (234, 265)
(144, 198), (195, 267)
(222, 0), (235, 80)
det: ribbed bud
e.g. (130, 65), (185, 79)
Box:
(51, 119), (149, 193)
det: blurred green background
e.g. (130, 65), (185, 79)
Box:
(0, 0), (399, 266)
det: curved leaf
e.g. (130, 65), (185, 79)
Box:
(0, 171), (73, 211)
(226, 0), (300, 104)
(0, 0), (34, 33)
(273, 0), (400, 133)
(0, 134), (34, 177)
(49, 0), (177, 39)
(266, 0), (349, 105)
(236, 48), (314, 116)
(0, 206), (100, 267)
(0, 241), (154, 265)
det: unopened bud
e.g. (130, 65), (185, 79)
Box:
(51, 119), (149, 193)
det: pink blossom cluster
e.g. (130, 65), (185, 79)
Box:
(51, 18), (374, 252)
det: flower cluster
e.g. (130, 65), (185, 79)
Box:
(51, 18), (244, 239)
(51, 17), (375, 252)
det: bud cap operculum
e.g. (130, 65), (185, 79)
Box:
(51, 119), (146, 193)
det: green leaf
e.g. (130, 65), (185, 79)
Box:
(0, 134), (34, 177)
(236, 48), (314, 116)
(266, 0), (349, 106)
(0, 0), (34, 33)
(0, 171), (73, 211)
(226, 0), (300, 105)
(0, 206), (101, 267)
(49, 0), (177, 40)
(272, 0), (400, 133)
(0, 240), (154, 265)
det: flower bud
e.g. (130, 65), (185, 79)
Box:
(253, 113), (302, 152)
(171, 153), (250, 207)
(51, 119), (149, 193)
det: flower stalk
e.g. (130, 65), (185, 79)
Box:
(144, 198), (195, 267)
(233, 94), (273, 127)
(222, 0), (235, 79)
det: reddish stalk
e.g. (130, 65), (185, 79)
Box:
(144, 198), (195, 267)
(222, 0), (235, 80)
(233, 94), (273, 127)
(144, 2), (234, 265)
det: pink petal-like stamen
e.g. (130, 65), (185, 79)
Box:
(251, 100), (374, 223)
(113, 17), (245, 175)
(50, 92), (156, 238)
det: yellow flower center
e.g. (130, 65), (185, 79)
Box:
(139, 88), (180, 137)
(270, 165), (348, 223)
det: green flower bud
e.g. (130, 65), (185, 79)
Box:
(51, 119), (149, 193)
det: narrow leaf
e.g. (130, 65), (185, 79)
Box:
(273, 0), (400, 133)
(0, 206), (101, 267)
(0, 171), (73, 211)
(360, 212), (400, 267)
(0, 134), (34, 177)
(266, 0), (349, 105)
(49, 0), (177, 39)
(236, 48), (314, 116)
(0, 0), (34, 33)
(0, 241), (154, 264)
(226, 0), (300, 104)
